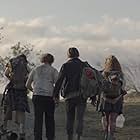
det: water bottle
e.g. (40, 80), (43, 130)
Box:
(116, 114), (125, 128)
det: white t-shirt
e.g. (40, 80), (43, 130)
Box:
(27, 64), (58, 97)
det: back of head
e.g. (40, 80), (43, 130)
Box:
(40, 53), (54, 65)
(103, 56), (123, 97)
(104, 55), (122, 72)
(67, 47), (79, 58)
(18, 54), (28, 63)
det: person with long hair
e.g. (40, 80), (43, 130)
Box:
(1, 54), (30, 140)
(100, 55), (126, 140)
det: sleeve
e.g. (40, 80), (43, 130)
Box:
(121, 73), (126, 90)
(27, 65), (31, 73)
(53, 68), (59, 84)
(53, 64), (66, 98)
(26, 69), (35, 91)
(4, 62), (12, 80)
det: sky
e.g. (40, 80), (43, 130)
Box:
(0, 0), (140, 69)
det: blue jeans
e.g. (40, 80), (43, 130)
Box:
(65, 96), (86, 136)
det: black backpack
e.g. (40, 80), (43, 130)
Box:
(10, 55), (29, 90)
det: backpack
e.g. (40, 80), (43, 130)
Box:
(102, 71), (123, 98)
(79, 62), (103, 99)
(9, 55), (29, 90)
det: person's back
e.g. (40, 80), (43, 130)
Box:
(32, 63), (57, 97)
(61, 58), (83, 96)
(9, 55), (29, 90)
(100, 55), (126, 140)
(26, 53), (58, 140)
(53, 47), (87, 140)
(2, 54), (30, 140)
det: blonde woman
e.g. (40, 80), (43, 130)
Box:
(100, 55), (126, 140)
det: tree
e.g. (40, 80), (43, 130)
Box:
(0, 42), (37, 77)
(11, 42), (33, 56)
(10, 42), (36, 67)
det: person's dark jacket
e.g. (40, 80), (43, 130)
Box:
(53, 58), (83, 99)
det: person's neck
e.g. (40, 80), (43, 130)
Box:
(44, 62), (49, 65)
(69, 57), (79, 60)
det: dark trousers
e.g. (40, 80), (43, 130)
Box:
(65, 96), (86, 136)
(32, 95), (55, 140)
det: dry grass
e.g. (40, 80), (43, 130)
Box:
(0, 95), (140, 140)
(84, 103), (140, 140)
(124, 93), (140, 103)
(53, 101), (140, 140)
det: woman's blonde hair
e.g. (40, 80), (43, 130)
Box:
(103, 55), (122, 78)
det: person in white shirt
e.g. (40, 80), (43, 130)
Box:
(26, 53), (58, 140)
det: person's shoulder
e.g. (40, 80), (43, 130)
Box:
(64, 58), (78, 65)
(35, 64), (44, 69)
(32, 64), (43, 72)
(49, 65), (57, 72)
(73, 58), (83, 64)
(57, 61), (67, 69)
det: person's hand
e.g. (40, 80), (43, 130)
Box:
(53, 97), (60, 107)
(121, 90), (127, 96)
(90, 96), (97, 107)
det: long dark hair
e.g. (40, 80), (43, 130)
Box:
(67, 47), (79, 58)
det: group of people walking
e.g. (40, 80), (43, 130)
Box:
(1, 47), (126, 140)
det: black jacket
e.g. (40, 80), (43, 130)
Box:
(53, 58), (83, 98)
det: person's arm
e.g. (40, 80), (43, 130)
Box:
(27, 65), (31, 73)
(120, 73), (127, 96)
(26, 69), (34, 92)
(53, 64), (66, 99)
(121, 74), (126, 90)
(53, 68), (59, 84)
(4, 63), (12, 80)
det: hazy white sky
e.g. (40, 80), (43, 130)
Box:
(0, 0), (139, 21)
(0, 0), (140, 68)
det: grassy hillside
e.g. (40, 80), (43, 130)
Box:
(0, 95), (140, 140)
(54, 102), (140, 140)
